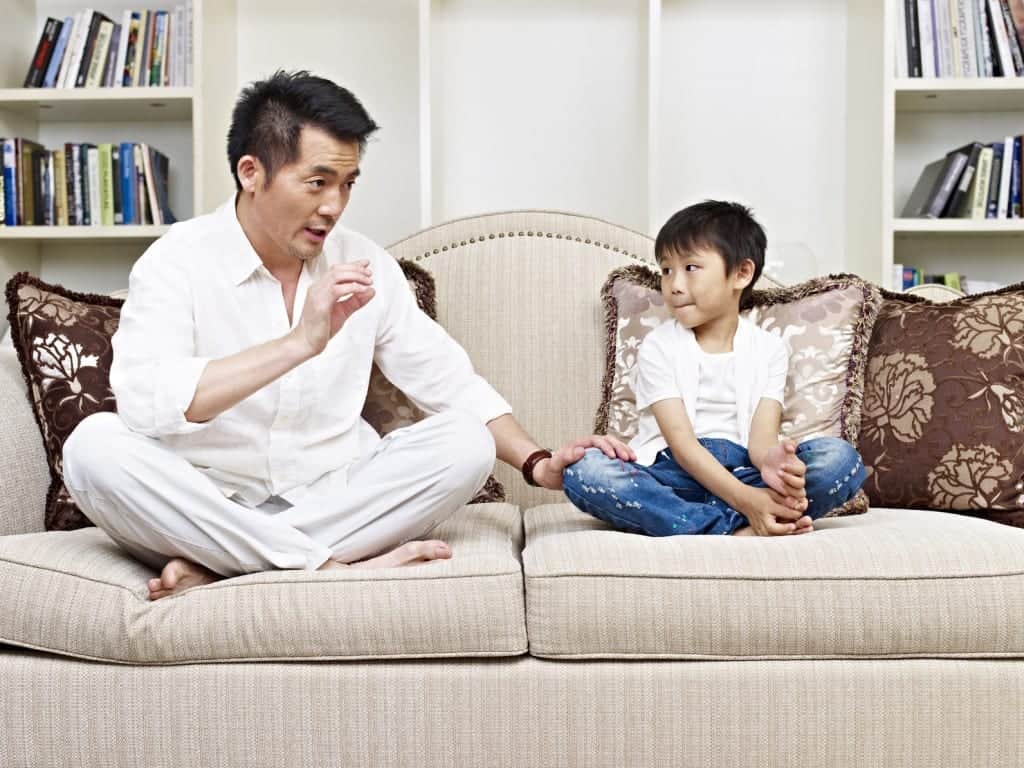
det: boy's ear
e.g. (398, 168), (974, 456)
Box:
(733, 258), (756, 291)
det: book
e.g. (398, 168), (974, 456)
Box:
(87, 146), (101, 226)
(56, 11), (85, 89)
(112, 10), (132, 88)
(134, 144), (149, 224)
(916, 0), (938, 75)
(111, 145), (123, 225)
(102, 24), (122, 87)
(123, 12), (141, 86)
(997, 135), (1014, 217)
(971, 146), (995, 218)
(1000, 0), (1024, 72)
(85, 19), (114, 88)
(902, 151), (970, 218)
(1012, 136), (1022, 218)
(185, 0), (194, 85)
(23, 18), (63, 88)
(133, 11), (150, 87)
(97, 144), (114, 226)
(2, 139), (16, 227)
(71, 144), (84, 226)
(147, 146), (175, 224)
(140, 11), (156, 88)
(42, 17), (74, 88)
(948, 0), (964, 75)
(0, 160), (4, 227)
(905, 0), (923, 76)
(75, 12), (110, 88)
(54, 149), (68, 227)
(988, 0), (1017, 74)
(949, 142), (983, 216)
(956, 0), (978, 75)
(150, 12), (167, 87)
(120, 142), (136, 224)
(78, 143), (93, 225)
(18, 138), (46, 225)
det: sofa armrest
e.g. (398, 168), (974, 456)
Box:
(0, 349), (48, 534)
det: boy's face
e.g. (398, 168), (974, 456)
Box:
(658, 246), (754, 330)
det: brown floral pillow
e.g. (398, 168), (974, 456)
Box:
(595, 267), (882, 518)
(859, 285), (1024, 524)
(5, 273), (122, 531)
(363, 261), (505, 505)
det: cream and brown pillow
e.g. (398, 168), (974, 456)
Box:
(596, 267), (882, 517)
(859, 285), (1024, 525)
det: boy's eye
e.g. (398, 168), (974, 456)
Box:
(685, 264), (700, 272)
(661, 267), (671, 276)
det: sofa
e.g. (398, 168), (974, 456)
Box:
(2, 210), (1023, 768)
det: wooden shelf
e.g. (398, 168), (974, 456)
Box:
(0, 88), (194, 122)
(894, 78), (1024, 112)
(0, 226), (170, 243)
(892, 218), (1024, 236)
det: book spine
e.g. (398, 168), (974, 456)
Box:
(154, 149), (175, 224)
(956, 0), (976, 75)
(31, 149), (43, 225)
(57, 11), (85, 88)
(1000, 0), (1024, 72)
(71, 144), (83, 226)
(87, 147), (101, 226)
(102, 24), (121, 87)
(160, 11), (171, 86)
(1, 140), (16, 227)
(75, 13), (104, 88)
(111, 145), (123, 225)
(0, 161), (4, 226)
(906, 0), (923, 75)
(23, 18), (61, 88)
(949, 143), (982, 216)
(926, 152), (969, 217)
(1012, 136), (1022, 218)
(935, 0), (955, 74)
(112, 10), (133, 88)
(917, 0), (938, 75)
(78, 145), (90, 226)
(54, 148), (68, 227)
(140, 12), (156, 87)
(987, 0), (1015, 74)
(98, 144), (114, 226)
(998, 136), (1014, 216)
(150, 12), (166, 86)
(185, 0), (193, 86)
(43, 17), (74, 88)
(972, 146), (994, 218)
(120, 142), (136, 225)
(86, 20), (114, 88)
(123, 13), (140, 86)
(134, 145), (148, 224)
(141, 144), (161, 225)
(978, 0), (995, 74)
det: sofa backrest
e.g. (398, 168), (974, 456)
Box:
(388, 210), (662, 509)
(0, 348), (50, 534)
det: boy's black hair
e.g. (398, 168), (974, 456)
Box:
(655, 200), (766, 309)
(227, 70), (380, 191)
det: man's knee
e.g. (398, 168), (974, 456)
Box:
(62, 411), (132, 493)
(431, 409), (496, 490)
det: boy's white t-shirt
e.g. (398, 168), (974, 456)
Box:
(693, 348), (741, 444)
(629, 316), (789, 466)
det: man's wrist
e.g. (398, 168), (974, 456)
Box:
(522, 448), (553, 487)
(282, 328), (318, 365)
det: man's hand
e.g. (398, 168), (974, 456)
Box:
(531, 435), (636, 490)
(293, 260), (376, 357)
(759, 440), (807, 509)
(740, 487), (806, 536)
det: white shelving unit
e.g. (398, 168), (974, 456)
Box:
(882, 1), (1024, 290)
(0, 1), (237, 314)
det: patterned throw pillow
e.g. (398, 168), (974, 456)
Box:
(595, 267), (882, 518)
(5, 265), (502, 532)
(859, 285), (1024, 524)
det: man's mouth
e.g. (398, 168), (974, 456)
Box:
(303, 225), (330, 242)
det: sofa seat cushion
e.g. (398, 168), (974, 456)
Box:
(523, 503), (1024, 660)
(0, 503), (526, 664)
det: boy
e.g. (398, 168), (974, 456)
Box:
(563, 200), (866, 536)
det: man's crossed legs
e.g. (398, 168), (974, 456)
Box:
(62, 410), (494, 600)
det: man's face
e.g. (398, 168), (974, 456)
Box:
(659, 246), (748, 330)
(250, 125), (361, 263)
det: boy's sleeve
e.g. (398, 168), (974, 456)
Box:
(761, 334), (789, 404)
(635, 330), (680, 411)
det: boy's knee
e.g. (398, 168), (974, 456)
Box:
(799, 437), (862, 474)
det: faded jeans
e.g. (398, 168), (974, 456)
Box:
(562, 437), (866, 536)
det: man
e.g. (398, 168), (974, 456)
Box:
(62, 70), (633, 601)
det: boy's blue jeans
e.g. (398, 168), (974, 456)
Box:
(562, 437), (866, 536)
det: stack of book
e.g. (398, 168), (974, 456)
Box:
(891, 265), (1004, 293)
(897, 0), (1024, 77)
(23, 7), (192, 89)
(0, 138), (175, 227)
(902, 138), (1024, 218)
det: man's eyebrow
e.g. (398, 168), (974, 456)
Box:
(308, 165), (361, 179)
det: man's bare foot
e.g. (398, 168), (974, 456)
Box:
(148, 558), (221, 601)
(328, 539), (452, 569)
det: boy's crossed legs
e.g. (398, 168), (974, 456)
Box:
(563, 437), (865, 537)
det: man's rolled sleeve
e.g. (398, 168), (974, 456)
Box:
(109, 238), (215, 438)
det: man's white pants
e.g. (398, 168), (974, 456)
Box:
(61, 410), (495, 576)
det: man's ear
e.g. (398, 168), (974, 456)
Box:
(734, 258), (756, 292)
(236, 154), (263, 194)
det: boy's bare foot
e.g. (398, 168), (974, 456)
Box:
(319, 540), (453, 570)
(732, 515), (814, 537)
(148, 558), (222, 601)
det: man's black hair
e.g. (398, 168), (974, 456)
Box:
(227, 70), (380, 190)
(655, 200), (767, 309)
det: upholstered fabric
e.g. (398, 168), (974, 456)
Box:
(3, 649), (1023, 768)
(0, 503), (526, 663)
(523, 503), (1024, 659)
(0, 349), (48, 536)
(860, 284), (1024, 522)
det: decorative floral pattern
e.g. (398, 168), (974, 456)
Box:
(859, 286), (1024, 524)
(595, 268), (881, 518)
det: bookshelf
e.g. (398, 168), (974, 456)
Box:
(0, 1), (236, 321)
(883, 1), (1024, 290)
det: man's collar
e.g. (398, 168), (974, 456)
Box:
(220, 195), (265, 286)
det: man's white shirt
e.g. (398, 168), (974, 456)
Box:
(110, 197), (511, 507)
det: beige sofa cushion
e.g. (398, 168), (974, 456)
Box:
(523, 503), (1024, 660)
(0, 503), (526, 664)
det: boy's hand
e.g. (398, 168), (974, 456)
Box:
(740, 487), (807, 536)
(759, 440), (807, 509)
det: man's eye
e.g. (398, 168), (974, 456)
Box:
(308, 179), (324, 189)
(346, 181), (356, 189)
